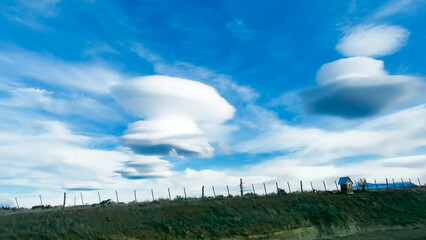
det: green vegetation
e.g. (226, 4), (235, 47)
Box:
(0, 188), (425, 239)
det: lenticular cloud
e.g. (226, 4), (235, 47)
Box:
(111, 75), (235, 158)
(301, 57), (425, 118)
(336, 24), (409, 57)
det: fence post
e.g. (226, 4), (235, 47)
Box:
(252, 184), (256, 194)
(374, 179), (379, 190)
(15, 197), (19, 209)
(409, 178), (412, 188)
(168, 188), (171, 200)
(263, 183), (267, 195)
(365, 178), (369, 191)
(386, 178), (389, 189)
(226, 185), (230, 197)
(115, 190), (119, 203)
(300, 181), (303, 193)
(276, 182), (279, 193)
(202, 186), (205, 198)
(39, 195), (43, 206)
(212, 186), (216, 197)
(62, 192), (66, 211)
(134, 190), (137, 202)
(240, 178), (244, 196)
(323, 181), (327, 191)
(98, 192), (101, 203)
(151, 189), (155, 201)
(418, 178), (421, 186)
(80, 192), (84, 205)
(392, 178), (396, 188)
(183, 187), (187, 199)
(74, 196), (76, 206)
(287, 182), (291, 193)
(310, 181), (314, 192)
(401, 178), (405, 189)
(335, 181), (339, 191)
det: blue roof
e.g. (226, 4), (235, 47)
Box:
(338, 177), (352, 185)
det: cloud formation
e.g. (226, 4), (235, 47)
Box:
(238, 103), (426, 163)
(336, 24), (409, 57)
(301, 57), (425, 118)
(63, 181), (103, 191)
(0, 46), (124, 94)
(112, 75), (235, 158)
(114, 155), (173, 180)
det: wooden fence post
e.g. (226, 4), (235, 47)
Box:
(39, 195), (43, 206)
(300, 181), (303, 193)
(134, 190), (137, 202)
(15, 197), (19, 209)
(401, 178), (405, 189)
(335, 181), (339, 191)
(80, 192), (84, 205)
(409, 178), (412, 188)
(202, 186), (205, 198)
(418, 178), (421, 186)
(287, 182), (291, 193)
(263, 183), (267, 195)
(62, 192), (66, 212)
(323, 181), (327, 191)
(386, 178), (389, 189)
(276, 182), (279, 193)
(240, 178), (244, 196)
(98, 192), (101, 203)
(374, 179), (379, 190)
(115, 190), (119, 203)
(252, 184), (256, 194)
(168, 188), (171, 200)
(392, 178), (396, 188)
(310, 181), (314, 192)
(226, 185), (230, 197)
(183, 187), (187, 199)
(151, 189), (155, 201)
(212, 186), (216, 197)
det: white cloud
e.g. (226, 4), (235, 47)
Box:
(2, 0), (61, 30)
(112, 76), (235, 122)
(115, 155), (174, 179)
(336, 24), (410, 57)
(0, 47), (124, 94)
(0, 87), (121, 121)
(238, 104), (426, 163)
(302, 57), (425, 118)
(121, 116), (214, 158)
(373, 0), (415, 19)
(153, 62), (259, 103)
(316, 57), (387, 85)
(112, 75), (235, 158)
(0, 120), (129, 190)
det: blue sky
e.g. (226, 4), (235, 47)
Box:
(1, 0), (425, 206)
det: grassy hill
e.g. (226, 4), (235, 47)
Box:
(0, 188), (425, 239)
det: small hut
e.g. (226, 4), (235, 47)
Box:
(338, 176), (354, 194)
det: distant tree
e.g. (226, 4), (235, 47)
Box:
(358, 178), (367, 191)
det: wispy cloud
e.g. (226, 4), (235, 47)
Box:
(336, 24), (410, 57)
(0, 46), (125, 94)
(1, 0), (61, 31)
(238, 104), (426, 163)
(0, 87), (122, 121)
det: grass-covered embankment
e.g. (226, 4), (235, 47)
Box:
(0, 188), (425, 239)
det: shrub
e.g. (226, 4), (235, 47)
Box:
(358, 178), (367, 191)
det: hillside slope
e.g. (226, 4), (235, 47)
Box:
(0, 188), (425, 239)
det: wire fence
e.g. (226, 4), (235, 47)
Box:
(2, 177), (423, 210)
